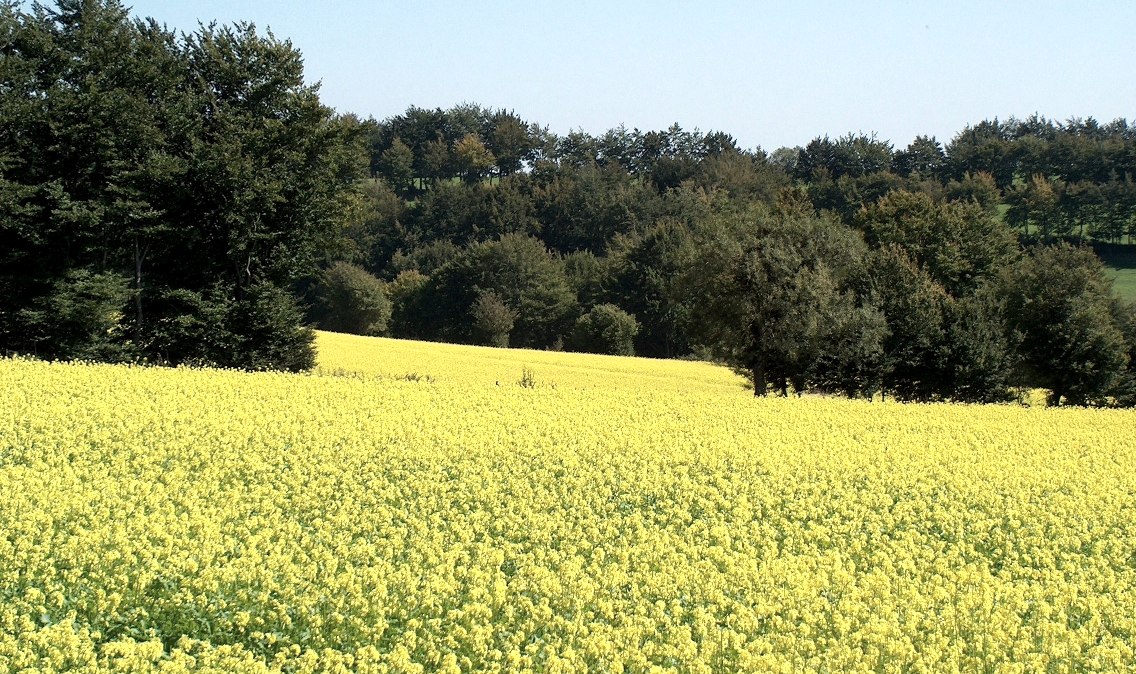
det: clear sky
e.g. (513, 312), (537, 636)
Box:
(121, 0), (1135, 152)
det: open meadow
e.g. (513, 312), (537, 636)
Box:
(2, 332), (1135, 672)
(1097, 244), (1136, 303)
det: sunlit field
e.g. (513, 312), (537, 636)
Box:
(313, 331), (746, 395)
(2, 332), (1135, 672)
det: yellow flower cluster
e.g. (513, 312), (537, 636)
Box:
(1, 332), (1135, 672)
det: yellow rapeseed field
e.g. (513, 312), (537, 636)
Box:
(2, 331), (1135, 672)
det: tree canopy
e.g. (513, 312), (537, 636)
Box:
(0, 0), (365, 369)
(4, 2), (1136, 406)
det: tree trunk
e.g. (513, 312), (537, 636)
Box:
(753, 360), (767, 397)
(134, 236), (146, 334)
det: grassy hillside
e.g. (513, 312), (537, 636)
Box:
(2, 335), (1135, 671)
(1097, 244), (1136, 302)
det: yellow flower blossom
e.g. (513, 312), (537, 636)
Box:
(0, 332), (1134, 672)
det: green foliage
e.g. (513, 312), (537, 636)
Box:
(421, 235), (578, 348)
(892, 136), (946, 179)
(388, 240), (464, 277)
(531, 162), (659, 254)
(795, 133), (894, 181)
(0, 0), (363, 370)
(567, 304), (639, 356)
(454, 133), (495, 184)
(337, 179), (409, 271)
(386, 270), (430, 339)
(945, 171), (1001, 212)
(1006, 174), (1065, 239)
(16, 269), (135, 362)
(692, 150), (788, 203)
(564, 250), (617, 309)
(941, 289), (1017, 404)
(142, 282), (314, 371)
(230, 281), (316, 372)
(1001, 244), (1129, 405)
(868, 246), (949, 401)
(1107, 301), (1136, 407)
(609, 218), (699, 359)
(686, 206), (884, 397)
(485, 110), (536, 176)
(312, 262), (391, 336)
(378, 137), (415, 196)
(856, 190), (1018, 296)
(470, 290), (516, 348)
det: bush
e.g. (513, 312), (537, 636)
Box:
(567, 304), (639, 356)
(16, 270), (135, 362)
(312, 262), (392, 336)
(387, 270), (430, 339)
(146, 283), (315, 372)
(471, 291), (516, 347)
(231, 282), (316, 372)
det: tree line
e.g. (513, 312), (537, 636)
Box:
(3, 1), (1135, 406)
(1, 0), (363, 369)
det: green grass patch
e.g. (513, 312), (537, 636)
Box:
(1107, 268), (1136, 302)
(1095, 243), (1136, 302)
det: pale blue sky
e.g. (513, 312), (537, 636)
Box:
(122, 1), (1134, 151)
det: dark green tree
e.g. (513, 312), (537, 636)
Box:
(1005, 174), (1065, 240)
(377, 137), (415, 196)
(1001, 244), (1129, 405)
(485, 110), (535, 176)
(454, 132), (494, 184)
(945, 119), (1015, 189)
(856, 190), (1018, 296)
(421, 235), (578, 348)
(532, 163), (658, 254)
(693, 149), (788, 203)
(311, 261), (391, 336)
(868, 245), (949, 401)
(609, 218), (698, 358)
(470, 290), (516, 347)
(567, 304), (639, 356)
(0, 1), (364, 369)
(1107, 301), (1136, 407)
(686, 206), (885, 397)
(386, 269), (429, 338)
(564, 250), (617, 309)
(388, 240), (464, 277)
(945, 171), (1001, 212)
(796, 133), (893, 181)
(940, 288), (1017, 403)
(892, 136), (946, 179)
(15, 269), (135, 361)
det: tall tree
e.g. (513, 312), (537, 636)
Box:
(856, 190), (1018, 296)
(1001, 244), (1129, 405)
(420, 234), (578, 348)
(945, 119), (1015, 189)
(1005, 174), (1065, 239)
(454, 132), (494, 184)
(892, 135), (946, 179)
(686, 206), (885, 397)
(377, 137), (414, 196)
(0, 1), (365, 369)
(485, 109), (534, 176)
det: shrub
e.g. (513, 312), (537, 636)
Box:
(471, 291), (516, 348)
(567, 304), (639, 356)
(312, 262), (391, 336)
